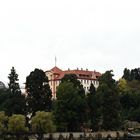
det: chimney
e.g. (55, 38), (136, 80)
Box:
(81, 68), (83, 70)
(86, 68), (88, 71)
(77, 68), (79, 70)
(68, 68), (70, 70)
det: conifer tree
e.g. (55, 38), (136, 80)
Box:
(3, 67), (26, 116)
(122, 68), (131, 81)
(97, 70), (121, 130)
(87, 83), (100, 131)
(8, 67), (21, 95)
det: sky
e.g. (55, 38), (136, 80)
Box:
(0, 0), (140, 86)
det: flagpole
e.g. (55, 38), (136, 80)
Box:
(55, 56), (57, 66)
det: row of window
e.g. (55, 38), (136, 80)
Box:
(50, 80), (61, 86)
(79, 79), (98, 85)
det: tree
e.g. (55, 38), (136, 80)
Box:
(97, 70), (121, 130)
(26, 68), (52, 115)
(8, 67), (20, 95)
(120, 91), (140, 122)
(8, 114), (28, 140)
(61, 74), (85, 97)
(89, 83), (96, 95)
(0, 111), (8, 134)
(54, 81), (88, 132)
(122, 68), (131, 81)
(123, 68), (140, 81)
(87, 83), (101, 131)
(2, 67), (26, 116)
(31, 111), (55, 140)
(117, 78), (129, 93)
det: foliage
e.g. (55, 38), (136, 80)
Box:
(0, 89), (9, 111)
(26, 68), (52, 115)
(120, 91), (140, 122)
(97, 70), (121, 130)
(61, 74), (85, 97)
(0, 67), (26, 116)
(117, 78), (129, 93)
(2, 93), (26, 116)
(31, 111), (55, 133)
(122, 68), (131, 81)
(8, 67), (21, 95)
(127, 80), (140, 91)
(119, 68), (140, 123)
(54, 81), (88, 131)
(87, 83), (101, 131)
(8, 114), (28, 133)
(0, 111), (8, 133)
(122, 68), (140, 81)
(89, 83), (96, 95)
(31, 111), (55, 140)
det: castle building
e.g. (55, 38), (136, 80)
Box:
(45, 66), (101, 98)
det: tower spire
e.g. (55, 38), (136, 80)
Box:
(55, 56), (57, 66)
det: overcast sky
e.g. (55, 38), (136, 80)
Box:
(0, 0), (140, 86)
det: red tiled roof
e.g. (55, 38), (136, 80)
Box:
(51, 66), (62, 74)
(48, 67), (101, 81)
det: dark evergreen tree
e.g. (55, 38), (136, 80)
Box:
(122, 68), (131, 81)
(97, 70), (121, 130)
(120, 91), (140, 122)
(130, 69), (135, 81)
(133, 68), (140, 80)
(2, 67), (26, 116)
(89, 83), (96, 95)
(26, 68), (52, 115)
(87, 83), (101, 131)
(8, 67), (21, 94)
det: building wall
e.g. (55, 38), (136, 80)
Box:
(47, 78), (99, 98)
(45, 67), (101, 98)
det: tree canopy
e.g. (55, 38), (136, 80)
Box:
(86, 83), (100, 131)
(61, 74), (85, 97)
(54, 76), (88, 131)
(26, 68), (52, 115)
(8, 67), (21, 95)
(97, 70), (121, 130)
(31, 111), (55, 140)
(0, 67), (26, 116)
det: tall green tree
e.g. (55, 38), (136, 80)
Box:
(122, 68), (131, 81)
(26, 68), (52, 115)
(8, 67), (20, 95)
(2, 67), (26, 116)
(87, 83), (101, 131)
(97, 70), (121, 130)
(54, 78), (88, 132)
(120, 91), (140, 122)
